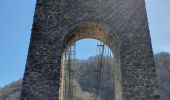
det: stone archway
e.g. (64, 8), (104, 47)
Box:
(20, 0), (159, 99)
(60, 21), (122, 100)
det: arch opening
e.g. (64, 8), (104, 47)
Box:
(59, 22), (122, 100)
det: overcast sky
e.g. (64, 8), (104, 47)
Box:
(0, 0), (169, 87)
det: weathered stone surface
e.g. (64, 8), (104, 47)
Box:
(20, 0), (160, 100)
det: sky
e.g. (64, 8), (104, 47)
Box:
(145, 0), (170, 53)
(0, 0), (170, 87)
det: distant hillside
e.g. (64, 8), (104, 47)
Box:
(155, 52), (170, 100)
(0, 52), (170, 100)
(75, 56), (115, 100)
(0, 80), (22, 100)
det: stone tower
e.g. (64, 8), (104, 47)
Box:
(20, 0), (160, 100)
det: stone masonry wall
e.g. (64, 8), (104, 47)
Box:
(20, 0), (160, 100)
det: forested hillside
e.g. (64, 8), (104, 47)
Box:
(0, 80), (22, 100)
(0, 52), (170, 100)
(155, 52), (170, 100)
(75, 56), (114, 100)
